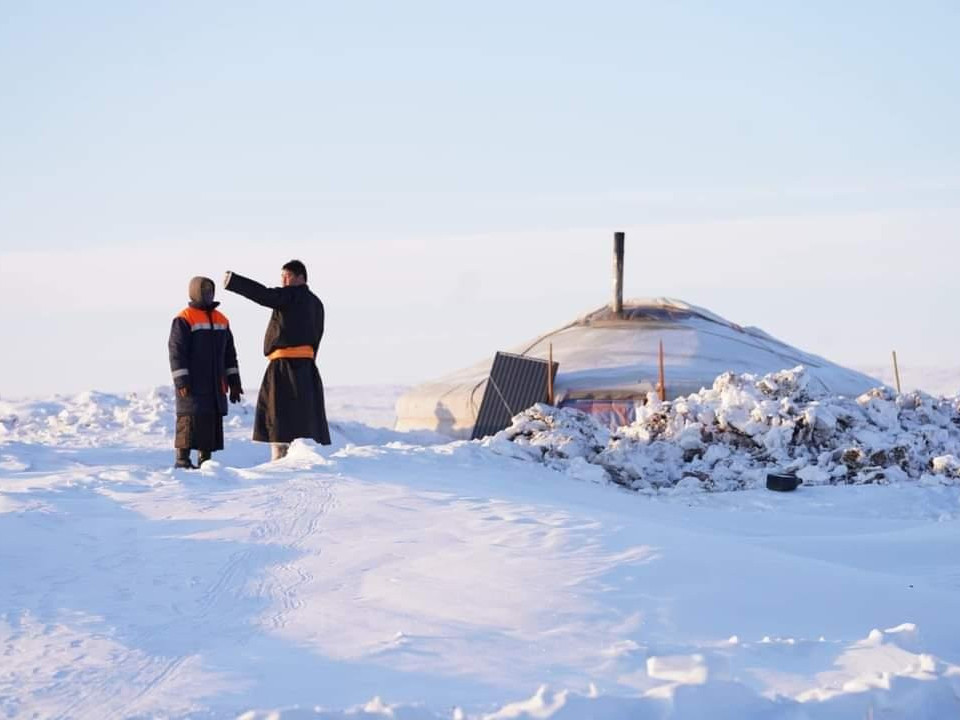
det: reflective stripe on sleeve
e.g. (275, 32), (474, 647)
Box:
(226, 367), (239, 376)
(172, 369), (190, 378)
(212, 323), (228, 331)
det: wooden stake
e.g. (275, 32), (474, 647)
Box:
(658, 339), (666, 402)
(892, 350), (902, 394)
(547, 343), (555, 405)
(613, 231), (625, 317)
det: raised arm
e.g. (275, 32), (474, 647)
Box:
(223, 271), (285, 309)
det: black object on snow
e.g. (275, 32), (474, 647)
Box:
(766, 473), (802, 492)
(471, 352), (559, 440)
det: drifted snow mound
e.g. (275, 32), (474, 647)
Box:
(0, 386), (442, 451)
(0, 389), (174, 446)
(485, 366), (960, 492)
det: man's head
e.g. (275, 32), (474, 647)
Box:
(189, 276), (216, 307)
(281, 260), (308, 287)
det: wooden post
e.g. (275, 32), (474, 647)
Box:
(613, 231), (625, 317)
(547, 343), (555, 405)
(658, 339), (666, 401)
(892, 351), (902, 394)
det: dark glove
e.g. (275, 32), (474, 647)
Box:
(177, 386), (190, 398)
(229, 385), (243, 404)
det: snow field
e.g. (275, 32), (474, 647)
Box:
(1, 380), (960, 718)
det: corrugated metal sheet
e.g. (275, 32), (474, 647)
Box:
(471, 352), (559, 440)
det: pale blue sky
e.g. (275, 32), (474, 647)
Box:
(1, 2), (959, 395)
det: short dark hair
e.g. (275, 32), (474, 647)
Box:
(282, 259), (307, 281)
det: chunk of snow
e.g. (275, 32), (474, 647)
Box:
(646, 654), (709, 685)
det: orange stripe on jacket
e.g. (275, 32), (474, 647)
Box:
(178, 307), (230, 328)
(267, 345), (314, 361)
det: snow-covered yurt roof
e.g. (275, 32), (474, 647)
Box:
(395, 298), (881, 438)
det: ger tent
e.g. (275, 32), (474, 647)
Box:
(394, 298), (880, 438)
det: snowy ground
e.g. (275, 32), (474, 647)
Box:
(2, 383), (960, 719)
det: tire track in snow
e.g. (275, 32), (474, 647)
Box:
(196, 547), (257, 618)
(53, 648), (191, 720)
(252, 477), (337, 630)
(100, 654), (190, 720)
(54, 548), (256, 718)
(56, 475), (338, 719)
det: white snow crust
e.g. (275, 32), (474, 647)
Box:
(2, 380), (960, 719)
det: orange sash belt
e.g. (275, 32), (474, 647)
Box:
(268, 345), (315, 361)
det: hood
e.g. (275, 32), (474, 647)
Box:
(188, 276), (220, 310)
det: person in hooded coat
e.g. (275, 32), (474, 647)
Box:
(168, 276), (244, 469)
(223, 260), (331, 460)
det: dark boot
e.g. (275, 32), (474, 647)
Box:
(198, 450), (212, 466)
(174, 448), (196, 469)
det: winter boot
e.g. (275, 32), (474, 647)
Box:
(174, 449), (196, 469)
(270, 443), (289, 462)
(198, 450), (212, 466)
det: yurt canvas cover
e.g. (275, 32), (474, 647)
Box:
(395, 298), (880, 438)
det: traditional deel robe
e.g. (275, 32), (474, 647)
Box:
(224, 272), (331, 445)
(168, 294), (242, 451)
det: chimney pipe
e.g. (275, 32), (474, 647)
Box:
(613, 231), (625, 317)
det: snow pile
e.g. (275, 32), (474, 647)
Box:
(0, 385), (427, 452)
(0, 388), (175, 446)
(488, 366), (960, 492)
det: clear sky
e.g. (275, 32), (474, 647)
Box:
(1, 1), (959, 396)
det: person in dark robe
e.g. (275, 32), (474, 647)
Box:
(168, 276), (243, 469)
(223, 260), (331, 459)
